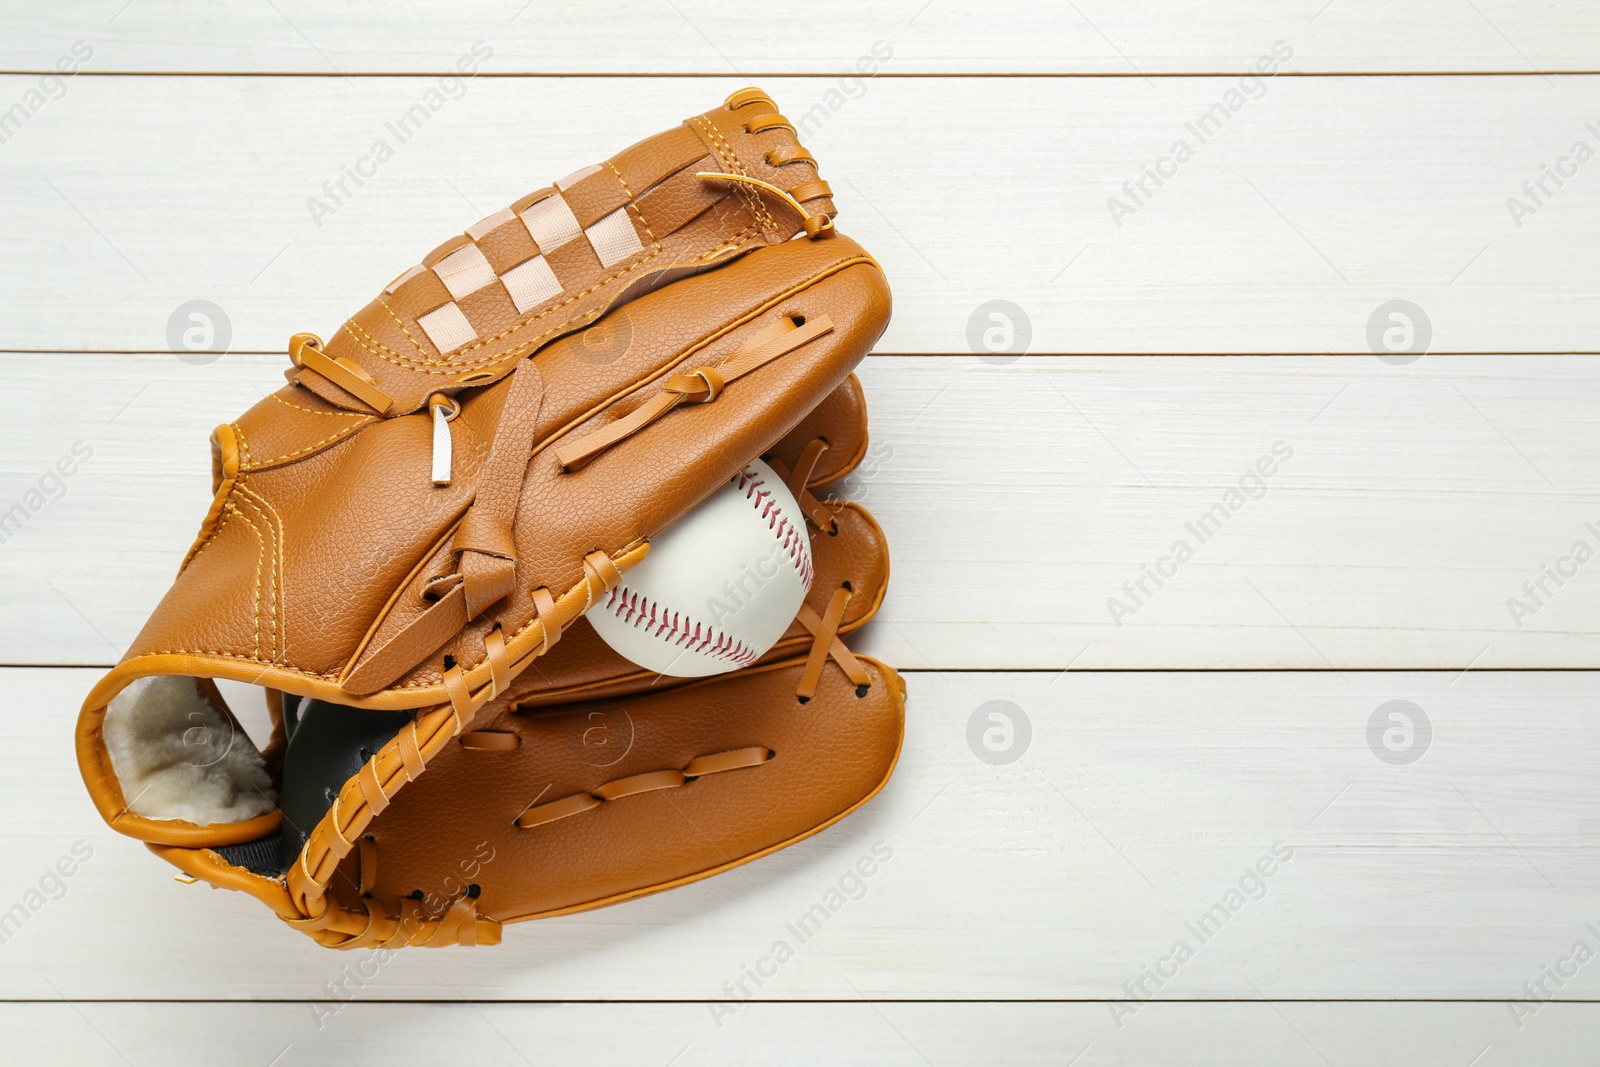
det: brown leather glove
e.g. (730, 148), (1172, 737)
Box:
(138, 393), (898, 947)
(75, 87), (897, 943)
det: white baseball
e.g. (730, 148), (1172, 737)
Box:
(588, 458), (814, 677)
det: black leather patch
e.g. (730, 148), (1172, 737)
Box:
(214, 699), (414, 878)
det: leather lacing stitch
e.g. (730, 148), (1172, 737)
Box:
(339, 833), (496, 949)
(323, 881), (493, 950)
(511, 745), (776, 830)
(762, 446), (874, 704)
(321, 744), (775, 947)
(721, 87), (836, 238)
(283, 553), (628, 949)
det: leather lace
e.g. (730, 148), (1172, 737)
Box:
(513, 745), (774, 830)
(763, 450), (873, 700)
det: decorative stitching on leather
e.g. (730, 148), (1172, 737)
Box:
(695, 116), (777, 232)
(184, 480), (239, 566)
(122, 648), (341, 679)
(606, 159), (660, 248)
(231, 421), (252, 469)
(233, 496), (270, 660)
(600, 584), (759, 668)
(221, 500), (265, 660)
(684, 232), (758, 265)
(237, 415), (377, 470)
(233, 483), (286, 662)
(341, 244), (669, 372)
(333, 214), (760, 381)
(341, 315), (437, 368)
(268, 393), (377, 420)
(734, 465), (814, 588)
(375, 294), (431, 358)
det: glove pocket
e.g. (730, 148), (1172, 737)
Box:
(329, 653), (906, 936)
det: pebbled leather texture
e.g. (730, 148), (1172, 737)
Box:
(113, 232), (888, 706)
(76, 88), (902, 948)
(151, 648), (903, 948)
(327, 655), (905, 934)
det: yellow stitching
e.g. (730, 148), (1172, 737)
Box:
(375, 296), (430, 358)
(123, 648), (342, 678)
(341, 316), (425, 366)
(186, 483), (237, 564)
(225, 500), (265, 660)
(339, 246), (668, 374)
(234, 485), (286, 661)
(606, 159), (660, 248)
(231, 421), (252, 469)
(695, 116), (776, 232)
(268, 393), (375, 420)
(231, 494), (272, 659)
(352, 249), (663, 368)
(239, 496), (275, 662)
(320, 204), (758, 382)
(238, 417), (377, 470)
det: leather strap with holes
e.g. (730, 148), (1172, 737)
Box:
(291, 551), (627, 924)
(555, 315), (834, 471)
(796, 591), (872, 701)
(515, 746), (773, 830)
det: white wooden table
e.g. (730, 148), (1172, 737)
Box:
(4, 2), (1600, 1063)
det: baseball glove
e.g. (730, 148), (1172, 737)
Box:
(117, 391), (899, 947)
(75, 87), (899, 944)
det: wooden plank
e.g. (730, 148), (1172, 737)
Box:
(2, 76), (1600, 354)
(12, 667), (1600, 1000)
(4, 1), (1599, 75)
(7, 1001), (1598, 1066)
(8, 354), (1599, 670)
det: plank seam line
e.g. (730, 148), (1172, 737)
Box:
(3, 70), (1597, 79)
(0, 997), (1590, 1004)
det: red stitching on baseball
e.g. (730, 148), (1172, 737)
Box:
(599, 464), (812, 667)
(602, 584), (759, 667)
(734, 466), (813, 587)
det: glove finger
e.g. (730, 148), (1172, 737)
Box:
(767, 371), (870, 490)
(313, 652), (904, 947)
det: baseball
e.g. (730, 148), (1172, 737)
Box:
(588, 458), (814, 677)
